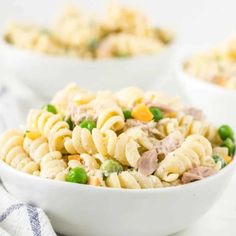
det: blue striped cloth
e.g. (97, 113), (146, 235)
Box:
(0, 185), (57, 236)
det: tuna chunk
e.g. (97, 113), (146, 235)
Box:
(67, 103), (96, 124)
(155, 131), (184, 158)
(138, 149), (158, 176)
(181, 166), (217, 184)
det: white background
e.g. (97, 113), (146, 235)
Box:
(0, 1), (236, 236)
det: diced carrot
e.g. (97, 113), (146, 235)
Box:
(25, 131), (41, 140)
(88, 176), (101, 186)
(212, 76), (226, 86)
(68, 155), (81, 162)
(224, 155), (232, 164)
(131, 103), (153, 122)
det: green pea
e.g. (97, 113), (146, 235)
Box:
(115, 51), (129, 58)
(66, 117), (74, 131)
(80, 120), (96, 132)
(221, 138), (235, 156)
(123, 110), (132, 120)
(218, 125), (234, 141)
(43, 104), (57, 114)
(88, 38), (98, 52)
(100, 160), (123, 177)
(66, 167), (88, 184)
(149, 107), (163, 122)
(40, 28), (51, 35)
(212, 155), (226, 168)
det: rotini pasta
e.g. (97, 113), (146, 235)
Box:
(26, 109), (72, 152)
(106, 170), (163, 189)
(156, 134), (215, 182)
(0, 129), (39, 175)
(176, 113), (218, 142)
(116, 87), (144, 109)
(23, 136), (49, 163)
(0, 84), (233, 189)
(23, 134), (67, 180)
(157, 114), (219, 143)
(93, 96), (125, 132)
(64, 126), (152, 168)
(4, 4), (173, 59)
(40, 151), (67, 180)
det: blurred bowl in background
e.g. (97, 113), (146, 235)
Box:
(0, 38), (176, 99)
(176, 45), (236, 131)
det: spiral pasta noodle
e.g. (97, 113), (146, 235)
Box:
(51, 83), (95, 113)
(116, 87), (144, 109)
(106, 170), (163, 189)
(157, 114), (218, 143)
(156, 134), (215, 182)
(65, 126), (116, 156)
(157, 118), (179, 138)
(0, 129), (39, 175)
(40, 151), (67, 180)
(144, 91), (183, 111)
(65, 126), (153, 167)
(23, 135), (68, 180)
(177, 114), (218, 142)
(23, 136), (49, 163)
(92, 95), (125, 131)
(26, 109), (72, 151)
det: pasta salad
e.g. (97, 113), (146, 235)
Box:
(0, 84), (234, 189)
(184, 37), (236, 89)
(4, 4), (173, 59)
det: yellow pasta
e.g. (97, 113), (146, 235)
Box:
(106, 170), (163, 189)
(64, 126), (152, 168)
(26, 109), (72, 151)
(157, 114), (219, 143)
(4, 4), (173, 59)
(0, 129), (39, 175)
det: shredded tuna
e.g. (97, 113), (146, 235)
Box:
(184, 107), (205, 121)
(67, 103), (96, 124)
(155, 131), (184, 158)
(181, 166), (217, 184)
(138, 149), (158, 176)
(124, 119), (162, 137)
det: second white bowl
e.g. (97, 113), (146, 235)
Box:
(176, 46), (236, 131)
(0, 39), (176, 99)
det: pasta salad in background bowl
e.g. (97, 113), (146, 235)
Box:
(176, 39), (236, 132)
(0, 84), (235, 236)
(0, 4), (176, 98)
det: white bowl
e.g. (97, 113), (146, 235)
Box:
(0, 158), (235, 236)
(176, 46), (236, 131)
(0, 38), (176, 99)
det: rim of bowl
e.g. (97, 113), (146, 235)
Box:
(1, 155), (236, 194)
(175, 45), (236, 96)
(0, 36), (176, 64)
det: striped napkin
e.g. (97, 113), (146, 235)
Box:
(0, 185), (56, 236)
